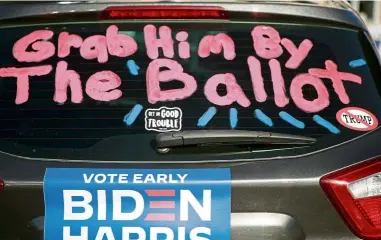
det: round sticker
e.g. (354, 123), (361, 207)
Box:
(336, 107), (378, 131)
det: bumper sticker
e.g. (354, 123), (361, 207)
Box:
(43, 168), (231, 240)
(336, 107), (378, 131)
(145, 107), (183, 132)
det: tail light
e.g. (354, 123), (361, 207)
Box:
(0, 179), (3, 192)
(100, 6), (229, 20)
(320, 157), (381, 240)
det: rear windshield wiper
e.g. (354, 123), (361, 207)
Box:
(156, 130), (316, 152)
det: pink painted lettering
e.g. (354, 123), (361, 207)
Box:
(54, 61), (83, 103)
(176, 31), (190, 59)
(85, 71), (122, 101)
(198, 33), (236, 60)
(13, 30), (55, 62)
(204, 73), (250, 107)
(0, 65), (52, 104)
(251, 26), (283, 59)
(80, 35), (108, 63)
(106, 25), (138, 57)
(146, 59), (197, 104)
(281, 38), (313, 69)
(290, 73), (330, 113)
(144, 25), (174, 60)
(58, 32), (83, 58)
(247, 56), (267, 102)
(309, 60), (362, 104)
(269, 59), (289, 107)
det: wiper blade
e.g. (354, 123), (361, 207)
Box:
(156, 130), (316, 149)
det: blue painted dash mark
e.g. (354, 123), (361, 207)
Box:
(254, 109), (273, 127)
(127, 60), (140, 75)
(123, 104), (143, 126)
(197, 107), (217, 127)
(279, 111), (305, 129)
(313, 115), (340, 134)
(230, 108), (238, 129)
(349, 58), (366, 68)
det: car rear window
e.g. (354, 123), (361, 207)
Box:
(0, 22), (379, 161)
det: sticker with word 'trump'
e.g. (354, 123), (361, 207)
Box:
(336, 107), (378, 131)
(43, 168), (231, 240)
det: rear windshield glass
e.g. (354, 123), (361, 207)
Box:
(0, 22), (379, 161)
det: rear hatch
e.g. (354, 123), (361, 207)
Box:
(0, 8), (379, 161)
(0, 2), (380, 240)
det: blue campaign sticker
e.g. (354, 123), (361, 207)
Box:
(43, 168), (231, 240)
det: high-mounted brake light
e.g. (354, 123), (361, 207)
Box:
(320, 157), (381, 240)
(100, 6), (229, 20)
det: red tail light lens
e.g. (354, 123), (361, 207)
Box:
(0, 179), (3, 192)
(100, 6), (229, 20)
(320, 157), (381, 240)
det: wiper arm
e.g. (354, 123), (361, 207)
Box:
(156, 130), (316, 150)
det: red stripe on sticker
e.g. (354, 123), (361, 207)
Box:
(145, 213), (175, 221)
(344, 111), (372, 128)
(145, 189), (175, 196)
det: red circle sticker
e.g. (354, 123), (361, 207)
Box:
(336, 107), (379, 131)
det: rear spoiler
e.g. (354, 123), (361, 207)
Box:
(0, 1), (366, 30)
